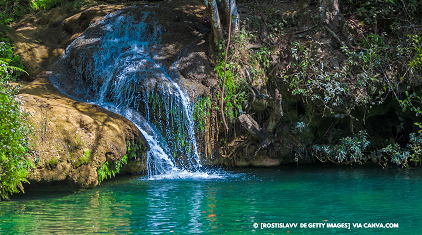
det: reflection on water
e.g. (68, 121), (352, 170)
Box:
(0, 188), (132, 233)
(145, 181), (206, 233)
(1, 166), (422, 234)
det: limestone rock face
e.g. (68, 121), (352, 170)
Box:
(19, 73), (148, 188)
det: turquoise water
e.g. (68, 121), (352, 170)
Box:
(1, 165), (421, 234)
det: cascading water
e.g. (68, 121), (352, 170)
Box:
(50, 6), (221, 179)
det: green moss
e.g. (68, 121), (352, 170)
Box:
(45, 158), (58, 170)
(47, 158), (58, 165)
(75, 149), (91, 167)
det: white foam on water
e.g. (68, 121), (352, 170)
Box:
(143, 169), (226, 181)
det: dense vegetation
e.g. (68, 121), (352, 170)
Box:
(214, 0), (422, 166)
(0, 37), (32, 200)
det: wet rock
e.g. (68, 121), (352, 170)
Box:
(19, 73), (148, 188)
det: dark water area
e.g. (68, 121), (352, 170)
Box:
(1, 165), (421, 234)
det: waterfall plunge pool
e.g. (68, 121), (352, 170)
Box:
(14, 6), (420, 235)
(1, 165), (420, 234)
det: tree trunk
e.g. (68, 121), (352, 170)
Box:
(319, 0), (350, 41)
(207, 0), (223, 44)
(229, 0), (239, 33)
(265, 89), (283, 134)
(320, 0), (340, 28)
(220, 0), (240, 33)
(203, 0), (239, 45)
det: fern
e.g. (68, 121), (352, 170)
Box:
(0, 37), (32, 200)
(0, 58), (28, 76)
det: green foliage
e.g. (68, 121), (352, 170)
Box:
(264, 9), (288, 39)
(30, 0), (98, 11)
(284, 24), (421, 116)
(48, 158), (58, 165)
(0, 37), (32, 200)
(126, 140), (146, 160)
(372, 133), (422, 167)
(75, 149), (91, 167)
(231, 28), (251, 49)
(350, 0), (421, 28)
(193, 96), (211, 131)
(398, 91), (422, 116)
(0, 0), (30, 24)
(97, 140), (145, 184)
(281, 0), (421, 119)
(313, 129), (422, 168)
(74, 135), (85, 150)
(214, 34), (259, 124)
(0, 39), (25, 75)
(214, 25), (275, 128)
(97, 154), (127, 184)
(46, 158), (58, 169)
(214, 52), (250, 123)
(31, 0), (62, 10)
(313, 130), (371, 163)
(408, 34), (422, 69)
(255, 47), (272, 69)
(285, 42), (360, 114)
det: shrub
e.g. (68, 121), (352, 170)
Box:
(313, 130), (371, 164)
(0, 38), (32, 200)
(372, 132), (422, 167)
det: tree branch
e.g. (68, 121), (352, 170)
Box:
(324, 25), (347, 48)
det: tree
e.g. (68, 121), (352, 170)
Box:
(202, 0), (239, 45)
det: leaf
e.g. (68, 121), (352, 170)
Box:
(0, 58), (11, 63)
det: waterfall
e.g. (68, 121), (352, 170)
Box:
(49, 7), (214, 179)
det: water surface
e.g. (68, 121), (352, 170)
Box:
(1, 165), (421, 234)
